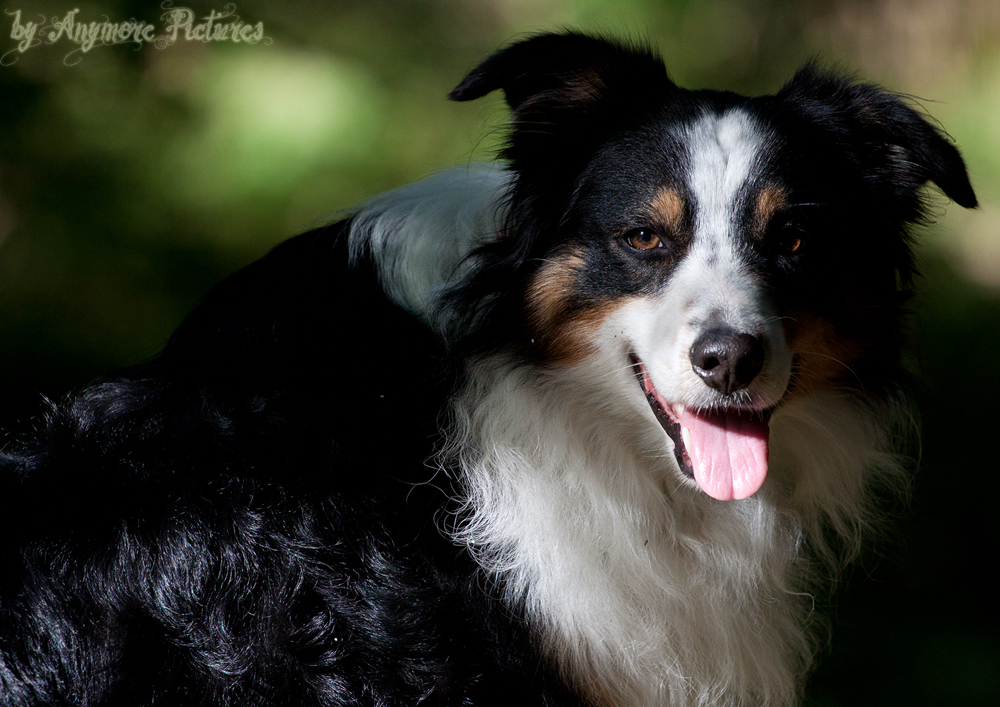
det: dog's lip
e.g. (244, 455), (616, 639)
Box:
(629, 353), (692, 477)
(629, 353), (775, 482)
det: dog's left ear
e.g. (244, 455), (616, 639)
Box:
(779, 66), (977, 210)
(450, 33), (675, 172)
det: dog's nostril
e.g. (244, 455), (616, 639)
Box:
(690, 329), (765, 395)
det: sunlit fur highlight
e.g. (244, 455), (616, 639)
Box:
(348, 165), (509, 325)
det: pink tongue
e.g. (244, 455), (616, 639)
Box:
(680, 408), (769, 501)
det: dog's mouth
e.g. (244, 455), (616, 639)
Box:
(631, 355), (772, 501)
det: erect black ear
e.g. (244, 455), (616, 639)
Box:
(450, 33), (675, 170)
(779, 65), (977, 209)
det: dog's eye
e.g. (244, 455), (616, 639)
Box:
(625, 229), (662, 250)
(768, 217), (805, 255)
(781, 227), (806, 254)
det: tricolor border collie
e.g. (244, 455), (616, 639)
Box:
(0, 33), (976, 707)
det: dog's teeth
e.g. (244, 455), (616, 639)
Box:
(680, 425), (691, 452)
(675, 404), (685, 417)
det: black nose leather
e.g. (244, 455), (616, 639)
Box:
(690, 329), (765, 395)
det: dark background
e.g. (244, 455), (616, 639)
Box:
(0, 1), (997, 704)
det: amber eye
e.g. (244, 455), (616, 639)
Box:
(625, 229), (661, 250)
(770, 218), (804, 255)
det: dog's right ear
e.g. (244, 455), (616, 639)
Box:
(450, 33), (675, 171)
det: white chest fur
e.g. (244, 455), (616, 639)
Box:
(444, 357), (905, 707)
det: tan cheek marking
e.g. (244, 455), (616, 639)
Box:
(652, 187), (684, 231)
(782, 310), (866, 395)
(527, 253), (586, 330)
(756, 186), (786, 234)
(526, 253), (630, 365)
(541, 302), (629, 365)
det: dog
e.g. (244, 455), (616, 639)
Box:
(0, 32), (976, 707)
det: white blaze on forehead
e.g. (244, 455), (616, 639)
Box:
(677, 109), (768, 336)
(686, 109), (763, 253)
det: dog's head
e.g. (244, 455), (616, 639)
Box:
(450, 33), (975, 500)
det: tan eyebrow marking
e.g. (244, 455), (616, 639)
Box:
(652, 187), (684, 230)
(756, 186), (787, 233)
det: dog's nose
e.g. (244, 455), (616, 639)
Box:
(690, 329), (765, 395)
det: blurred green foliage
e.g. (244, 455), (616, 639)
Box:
(0, 1), (997, 704)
